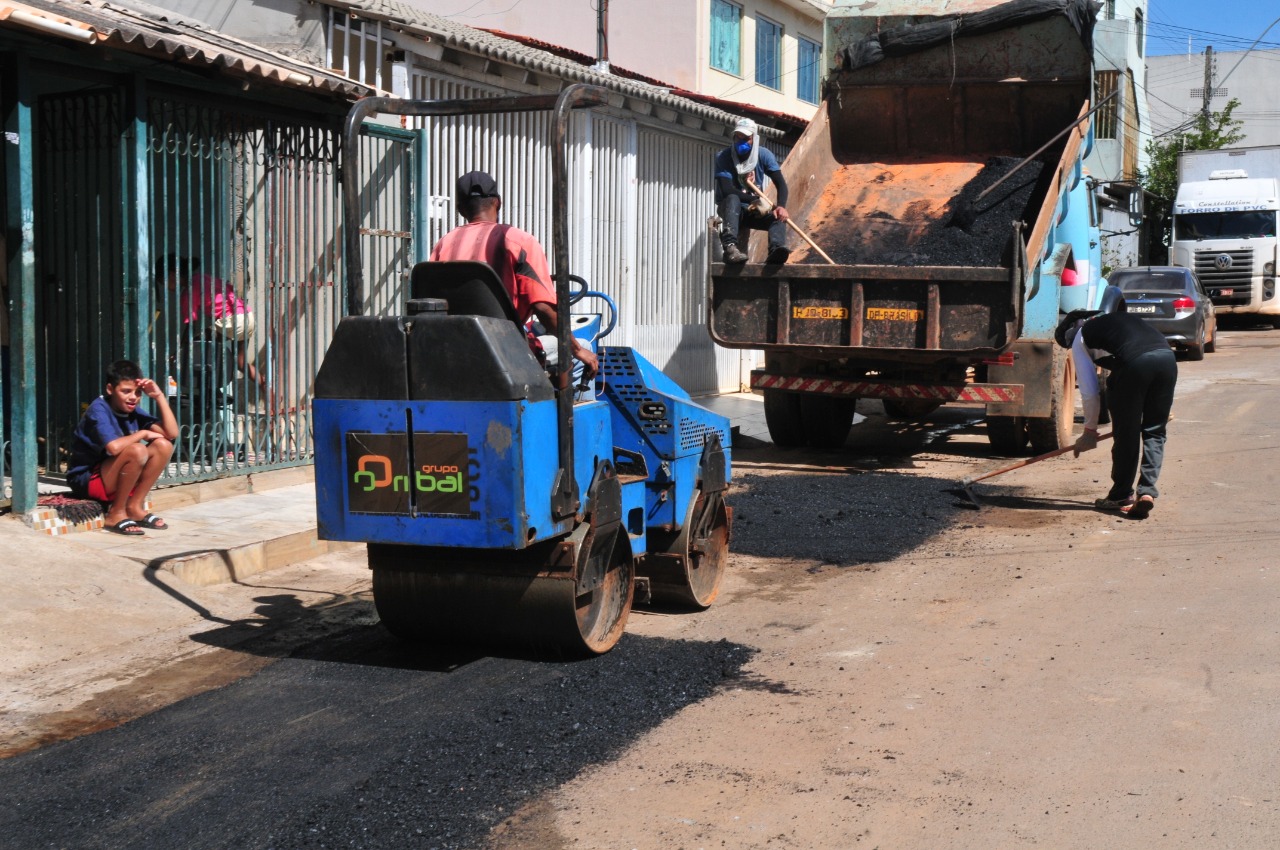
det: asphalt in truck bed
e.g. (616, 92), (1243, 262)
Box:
(797, 156), (1046, 268)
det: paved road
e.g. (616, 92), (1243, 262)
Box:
(4, 321), (1279, 850)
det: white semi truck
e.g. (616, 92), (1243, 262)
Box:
(1172, 145), (1280, 325)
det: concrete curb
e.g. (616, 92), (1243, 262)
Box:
(141, 529), (360, 587)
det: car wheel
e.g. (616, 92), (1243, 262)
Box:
(1185, 322), (1206, 361)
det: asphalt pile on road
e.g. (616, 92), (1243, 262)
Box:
(728, 469), (965, 568)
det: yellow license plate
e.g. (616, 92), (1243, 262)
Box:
(866, 307), (921, 321)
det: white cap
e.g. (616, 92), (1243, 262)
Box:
(733, 117), (757, 137)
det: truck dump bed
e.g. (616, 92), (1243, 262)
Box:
(710, 0), (1096, 366)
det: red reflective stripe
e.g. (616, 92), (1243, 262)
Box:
(751, 371), (1021, 403)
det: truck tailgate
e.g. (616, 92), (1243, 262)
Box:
(709, 261), (1018, 358)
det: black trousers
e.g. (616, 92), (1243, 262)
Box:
(1104, 347), (1177, 500)
(718, 194), (787, 251)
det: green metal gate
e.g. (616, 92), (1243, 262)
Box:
(28, 86), (415, 489)
(34, 90), (127, 478)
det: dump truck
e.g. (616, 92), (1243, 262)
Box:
(1172, 145), (1280, 325)
(709, 0), (1104, 454)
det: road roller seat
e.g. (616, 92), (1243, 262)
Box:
(410, 261), (522, 333)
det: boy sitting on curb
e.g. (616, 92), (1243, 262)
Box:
(67, 360), (179, 536)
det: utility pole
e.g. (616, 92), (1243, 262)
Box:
(1201, 45), (1214, 122)
(593, 0), (610, 74)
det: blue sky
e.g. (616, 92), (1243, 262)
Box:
(1146, 1), (1280, 57)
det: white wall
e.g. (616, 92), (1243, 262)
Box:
(1088, 0), (1150, 182)
(403, 66), (762, 394)
(1147, 49), (1280, 149)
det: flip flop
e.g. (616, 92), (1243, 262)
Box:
(105, 519), (145, 536)
(138, 513), (168, 530)
(1127, 496), (1155, 520)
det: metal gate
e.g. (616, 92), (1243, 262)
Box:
(352, 123), (415, 315)
(29, 87), (414, 488)
(34, 90), (126, 477)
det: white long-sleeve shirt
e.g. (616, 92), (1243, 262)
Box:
(1070, 329), (1105, 430)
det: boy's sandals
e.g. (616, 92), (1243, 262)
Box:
(105, 519), (145, 536)
(138, 513), (168, 530)
(1126, 495), (1155, 520)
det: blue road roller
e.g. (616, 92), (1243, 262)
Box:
(312, 85), (732, 654)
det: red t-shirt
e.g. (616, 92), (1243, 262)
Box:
(429, 221), (556, 323)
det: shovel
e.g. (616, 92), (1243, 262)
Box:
(745, 176), (836, 265)
(947, 90), (1118, 232)
(953, 430), (1114, 509)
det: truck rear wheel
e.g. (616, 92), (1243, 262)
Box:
(763, 389), (806, 447)
(1027, 349), (1076, 453)
(800, 394), (857, 449)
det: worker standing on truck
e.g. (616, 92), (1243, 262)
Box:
(714, 117), (791, 265)
(1055, 286), (1177, 520)
(430, 170), (598, 384)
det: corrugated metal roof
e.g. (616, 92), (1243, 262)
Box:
(324, 0), (789, 137)
(0, 0), (373, 100)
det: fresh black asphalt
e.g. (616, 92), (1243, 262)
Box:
(0, 629), (753, 850)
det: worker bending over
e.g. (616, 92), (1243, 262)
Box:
(1055, 285), (1177, 519)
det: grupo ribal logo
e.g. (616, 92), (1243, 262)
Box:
(345, 432), (475, 516)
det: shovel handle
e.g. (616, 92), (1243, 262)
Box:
(971, 91), (1119, 207)
(745, 176), (837, 265)
(962, 430), (1113, 486)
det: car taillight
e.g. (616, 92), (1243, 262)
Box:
(1172, 297), (1194, 311)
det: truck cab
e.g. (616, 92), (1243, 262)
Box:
(1172, 153), (1280, 325)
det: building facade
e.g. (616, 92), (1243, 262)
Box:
(0, 0), (377, 513)
(1086, 0), (1151, 272)
(1147, 48), (1280, 149)
(2, 0), (807, 512)
(396, 0), (831, 118)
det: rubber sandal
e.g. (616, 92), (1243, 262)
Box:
(1094, 496), (1134, 511)
(1127, 496), (1155, 520)
(138, 513), (168, 530)
(105, 519), (145, 536)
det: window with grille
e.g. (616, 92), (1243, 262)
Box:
(1095, 70), (1119, 140)
(798, 36), (820, 104)
(710, 0), (742, 75)
(1135, 9), (1144, 57)
(1105, 0), (1115, 19)
(756, 16), (782, 89)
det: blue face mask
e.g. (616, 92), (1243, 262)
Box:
(734, 139), (752, 157)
